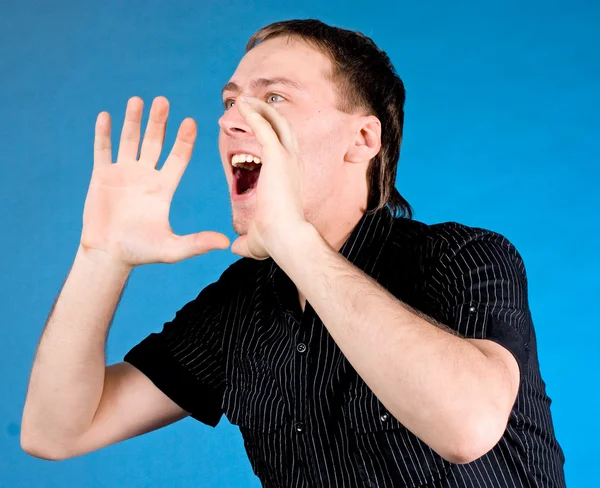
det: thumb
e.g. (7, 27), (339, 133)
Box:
(231, 235), (252, 258)
(161, 231), (230, 263)
(231, 235), (270, 260)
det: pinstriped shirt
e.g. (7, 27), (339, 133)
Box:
(124, 207), (566, 487)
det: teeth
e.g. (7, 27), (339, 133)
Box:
(232, 153), (262, 169)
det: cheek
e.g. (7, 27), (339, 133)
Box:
(297, 140), (343, 203)
(286, 110), (350, 197)
(218, 131), (232, 182)
(295, 114), (346, 160)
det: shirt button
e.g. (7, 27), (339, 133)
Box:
(295, 421), (305, 433)
(468, 305), (476, 314)
(380, 413), (389, 422)
(296, 343), (307, 353)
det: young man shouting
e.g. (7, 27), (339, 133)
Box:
(22, 19), (566, 487)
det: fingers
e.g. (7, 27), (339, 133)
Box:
(139, 96), (169, 167)
(161, 118), (197, 191)
(237, 97), (297, 153)
(161, 231), (231, 262)
(94, 112), (112, 167)
(116, 97), (144, 162)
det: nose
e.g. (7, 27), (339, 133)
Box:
(218, 103), (254, 138)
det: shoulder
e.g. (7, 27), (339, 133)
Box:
(428, 221), (524, 270)
(388, 217), (524, 269)
(428, 221), (515, 251)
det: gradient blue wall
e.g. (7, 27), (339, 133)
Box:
(2, 0), (598, 486)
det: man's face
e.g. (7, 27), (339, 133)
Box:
(218, 36), (361, 236)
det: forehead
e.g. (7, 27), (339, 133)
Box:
(228, 36), (337, 98)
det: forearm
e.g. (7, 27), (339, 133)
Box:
(275, 225), (510, 460)
(22, 246), (131, 452)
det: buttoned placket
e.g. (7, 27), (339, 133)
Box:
(288, 304), (314, 483)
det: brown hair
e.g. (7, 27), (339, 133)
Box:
(246, 19), (412, 218)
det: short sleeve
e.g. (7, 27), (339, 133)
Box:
(124, 277), (229, 427)
(428, 228), (532, 376)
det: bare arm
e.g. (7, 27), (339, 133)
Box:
(21, 97), (230, 460)
(73, 362), (190, 458)
(274, 224), (520, 465)
(21, 248), (190, 460)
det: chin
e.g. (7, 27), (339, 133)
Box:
(232, 220), (249, 236)
(231, 208), (253, 236)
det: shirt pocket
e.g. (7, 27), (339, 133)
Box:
(222, 347), (289, 433)
(222, 350), (289, 483)
(345, 392), (451, 487)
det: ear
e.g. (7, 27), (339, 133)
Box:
(345, 115), (382, 164)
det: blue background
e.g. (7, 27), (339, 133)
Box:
(2, 0), (598, 486)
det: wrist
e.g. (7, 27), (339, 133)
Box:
(268, 221), (324, 272)
(76, 244), (134, 278)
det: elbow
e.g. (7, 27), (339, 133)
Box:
(21, 437), (66, 461)
(441, 413), (508, 465)
(444, 442), (496, 465)
(20, 425), (72, 461)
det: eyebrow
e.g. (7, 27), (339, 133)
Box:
(221, 77), (303, 98)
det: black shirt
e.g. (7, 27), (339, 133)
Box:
(124, 207), (566, 487)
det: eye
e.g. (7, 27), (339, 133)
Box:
(267, 93), (285, 103)
(224, 99), (235, 110)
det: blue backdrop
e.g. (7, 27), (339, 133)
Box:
(2, 0), (598, 486)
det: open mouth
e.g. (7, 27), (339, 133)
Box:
(232, 153), (262, 195)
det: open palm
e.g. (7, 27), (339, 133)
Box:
(81, 96), (229, 267)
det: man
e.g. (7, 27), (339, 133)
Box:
(22, 19), (565, 487)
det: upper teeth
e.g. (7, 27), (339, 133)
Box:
(232, 153), (262, 168)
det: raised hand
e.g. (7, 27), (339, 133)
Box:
(230, 96), (309, 260)
(81, 96), (230, 267)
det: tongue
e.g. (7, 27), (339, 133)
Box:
(237, 167), (261, 194)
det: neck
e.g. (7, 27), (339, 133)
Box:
(315, 202), (366, 253)
(322, 168), (370, 251)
